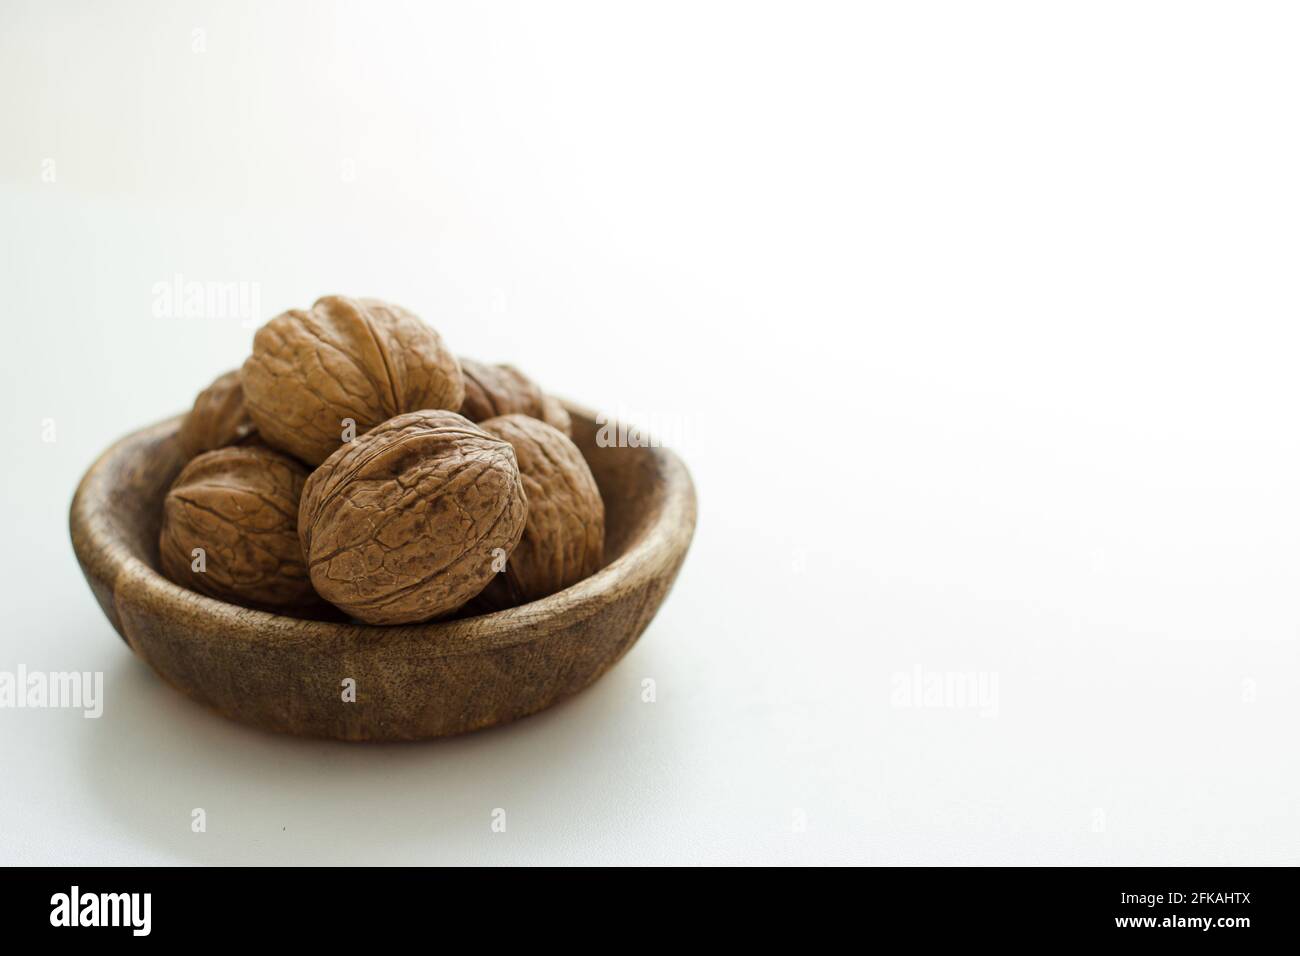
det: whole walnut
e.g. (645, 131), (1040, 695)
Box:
(459, 357), (572, 436)
(159, 446), (318, 610)
(241, 296), (464, 465)
(477, 414), (604, 610)
(298, 409), (528, 624)
(177, 369), (257, 459)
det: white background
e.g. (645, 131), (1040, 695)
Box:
(2, 1), (1298, 865)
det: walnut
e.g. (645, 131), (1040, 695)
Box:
(477, 414), (604, 610)
(539, 394), (572, 436)
(177, 370), (258, 459)
(241, 296), (464, 465)
(159, 446), (318, 610)
(458, 357), (572, 436)
(298, 409), (528, 624)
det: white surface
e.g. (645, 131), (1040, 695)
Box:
(2, 0), (1299, 865)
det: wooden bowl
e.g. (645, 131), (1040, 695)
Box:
(69, 405), (696, 741)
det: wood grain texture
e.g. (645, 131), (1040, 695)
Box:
(69, 404), (696, 741)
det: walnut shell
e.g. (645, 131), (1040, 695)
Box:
(177, 370), (258, 459)
(241, 296), (464, 465)
(539, 394), (572, 436)
(458, 357), (572, 436)
(477, 414), (604, 610)
(298, 409), (528, 624)
(159, 446), (318, 610)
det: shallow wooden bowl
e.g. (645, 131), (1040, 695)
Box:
(69, 405), (696, 741)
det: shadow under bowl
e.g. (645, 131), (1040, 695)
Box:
(69, 404), (696, 741)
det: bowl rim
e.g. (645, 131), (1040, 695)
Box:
(71, 402), (697, 661)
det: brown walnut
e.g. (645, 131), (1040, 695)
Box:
(159, 446), (318, 610)
(477, 414), (604, 610)
(298, 409), (528, 624)
(177, 369), (257, 459)
(241, 296), (464, 465)
(539, 394), (572, 436)
(458, 357), (572, 436)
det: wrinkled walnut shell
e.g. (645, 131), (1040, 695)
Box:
(477, 414), (604, 610)
(159, 446), (318, 610)
(177, 370), (258, 459)
(298, 409), (528, 624)
(242, 296), (464, 465)
(459, 357), (572, 436)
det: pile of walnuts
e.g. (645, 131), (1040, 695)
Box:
(159, 295), (604, 624)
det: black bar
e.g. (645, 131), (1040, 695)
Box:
(0, 866), (1288, 942)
